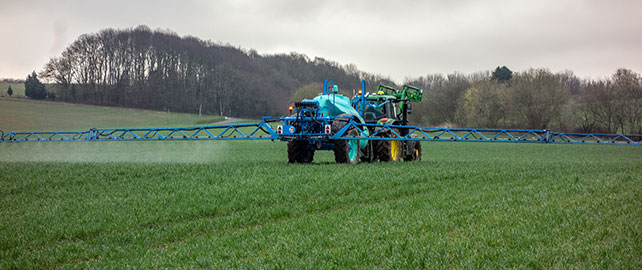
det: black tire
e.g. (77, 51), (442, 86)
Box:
(414, 141), (422, 161)
(331, 113), (360, 164)
(403, 134), (422, 161)
(403, 140), (422, 161)
(331, 113), (353, 133)
(334, 128), (360, 164)
(375, 139), (390, 162)
(376, 130), (401, 162)
(287, 140), (314, 163)
(360, 141), (375, 162)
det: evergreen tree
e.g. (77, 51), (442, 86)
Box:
(24, 71), (46, 99)
(491, 66), (513, 82)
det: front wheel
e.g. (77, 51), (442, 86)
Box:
(287, 140), (314, 163)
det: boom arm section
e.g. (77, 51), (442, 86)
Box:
(2, 121), (641, 145)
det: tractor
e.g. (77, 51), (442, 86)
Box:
(277, 80), (423, 164)
(277, 81), (368, 164)
(352, 84), (423, 162)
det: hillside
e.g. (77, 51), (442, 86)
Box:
(0, 98), (223, 132)
(39, 26), (394, 118)
(29, 26), (642, 133)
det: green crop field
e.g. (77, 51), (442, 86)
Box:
(1, 101), (641, 268)
(0, 99), (223, 132)
(1, 141), (641, 268)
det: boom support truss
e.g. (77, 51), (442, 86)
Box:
(2, 119), (641, 145)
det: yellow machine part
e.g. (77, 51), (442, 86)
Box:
(391, 140), (400, 161)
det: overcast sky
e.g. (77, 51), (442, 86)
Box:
(1, 0), (641, 82)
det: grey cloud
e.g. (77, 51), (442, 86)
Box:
(50, 20), (68, 54)
(0, 0), (641, 82)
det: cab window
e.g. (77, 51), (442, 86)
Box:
(364, 102), (388, 121)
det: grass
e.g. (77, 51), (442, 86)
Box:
(0, 83), (25, 97)
(0, 99), (224, 132)
(0, 98), (640, 268)
(1, 141), (641, 268)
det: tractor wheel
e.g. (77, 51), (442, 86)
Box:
(331, 113), (353, 132)
(287, 140), (314, 163)
(403, 135), (422, 161)
(376, 131), (401, 162)
(334, 128), (360, 164)
(331, 113), (360, 164)
(360, 141), (375, 162)
(403, 140), (422, 161)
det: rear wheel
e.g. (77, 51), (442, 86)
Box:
(334, 128), (360, 164)
(413, 141), (422, 161)
(403, 139), (422, 161)
(287, 140), (314, 163)
(376, 130), (401, 162)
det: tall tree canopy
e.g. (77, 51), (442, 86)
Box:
(39, 26), (641, 133)
(491, 66), (513, 82)
(25, 71), (46, 99)
(41, 26), (392, 117)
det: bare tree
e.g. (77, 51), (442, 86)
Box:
(459, 80), (509, 128)
(611, 69), (642, 133)
(508, 69), (570, 129)
(39, 26), (386, 118)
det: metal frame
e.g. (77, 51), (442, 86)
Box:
(330, 121), (642, 145)
(2, 120), (641, 145)
(1, 121), (278, 143)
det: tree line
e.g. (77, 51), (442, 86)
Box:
(39, 26), (392, 117)
(37, 26), (641, 134)
(406, 67), (642, 134)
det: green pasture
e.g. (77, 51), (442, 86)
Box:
(0, 99), (224, 132)
(0, 83), (25, 97)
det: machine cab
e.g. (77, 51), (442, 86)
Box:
(363, 99), (397, 123)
